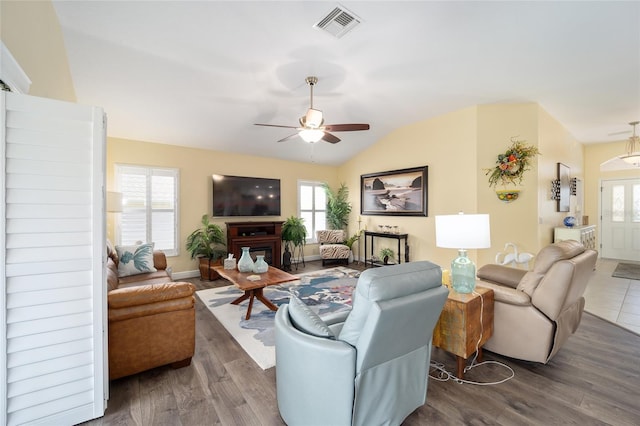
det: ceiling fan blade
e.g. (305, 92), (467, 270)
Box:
(277, 133), (301, 143)
(324, 123), (370, 132)
(255, 123), (298, 129)
(608, 130), (632, 136)
(322, 132), (341, 144)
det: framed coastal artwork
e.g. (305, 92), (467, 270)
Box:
(360, 166), (428, 216)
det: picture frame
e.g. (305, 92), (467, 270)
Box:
(557, 162), (571, 212)
(361, 166), (428, 216)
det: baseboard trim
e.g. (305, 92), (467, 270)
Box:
(172, 270), (200, 280)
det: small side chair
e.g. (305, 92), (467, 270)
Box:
(317, 229), (350, 266)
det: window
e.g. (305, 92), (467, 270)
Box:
(115, 165), (179, 256)
(298, 181), (326, 243)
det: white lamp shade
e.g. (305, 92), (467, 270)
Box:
(435, 213), (491, 249)
(299, 129), (324, 143)
(106, 191), (123, 213)
(305, 108), (323, 128)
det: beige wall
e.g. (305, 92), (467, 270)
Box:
(536, 106), (584, 246)
(107, 137), (338, 273)
(476, 103), (541, 266)
(339, 107), (478, 268)
(0, 0), (76, 102)
(340, 103), (585, 269)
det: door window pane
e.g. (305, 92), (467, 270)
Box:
(633, 184), (640, 222)
(612, 185), (624, 222)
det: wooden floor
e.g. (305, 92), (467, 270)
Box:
(85, 261), (640, 426)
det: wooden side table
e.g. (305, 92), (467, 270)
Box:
(432, 287), (494, 379)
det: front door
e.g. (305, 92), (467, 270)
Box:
(600, 178), (640, 261)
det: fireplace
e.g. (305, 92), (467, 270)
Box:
(248, 246), (273, 265)
(226, 221), (283, 269)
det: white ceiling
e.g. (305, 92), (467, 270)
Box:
(51, 1), (640, 166)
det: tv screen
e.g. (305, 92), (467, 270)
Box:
(212, 175), (281, 217)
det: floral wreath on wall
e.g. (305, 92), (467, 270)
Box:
(486, 138), (541, 187)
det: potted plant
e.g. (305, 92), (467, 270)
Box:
(282, 216), (307, 269)
(186, 214), (227, 280)
(379, 247), (395, 265)
(344, 231), (361, 263)
(344, 232), (360, 250)
(323, 182), (352, 230)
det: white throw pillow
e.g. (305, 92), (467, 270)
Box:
(115, 242), (157, 277)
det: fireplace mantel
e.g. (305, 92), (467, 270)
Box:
(226, 221), (284, 269)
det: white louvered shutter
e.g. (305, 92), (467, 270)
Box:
(1, 92), (106, 425)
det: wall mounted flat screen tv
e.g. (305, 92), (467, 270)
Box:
(212, 174), (281, 217)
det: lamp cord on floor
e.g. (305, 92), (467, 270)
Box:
(428, 289), (515, 386)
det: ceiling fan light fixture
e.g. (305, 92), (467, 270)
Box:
(299, 129), (324, 143)
(305, 108), (323, 128)
(621, 121), (640, 167)
(620, 153), (640, 166)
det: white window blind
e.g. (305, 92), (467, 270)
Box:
(115, 165), (179, 256)
(298, 181), (326, 243)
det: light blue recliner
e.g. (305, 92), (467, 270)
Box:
(275, 261), (448, 426)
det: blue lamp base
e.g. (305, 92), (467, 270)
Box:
(451, 249), (476, 294)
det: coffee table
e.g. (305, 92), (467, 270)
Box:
(214, 266), (298, 320)
(432, 286), (494, 379)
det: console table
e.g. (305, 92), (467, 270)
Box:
(226, 221), (283, 269)
(363, 231), (409, 267)
(554, 225), (596, 250)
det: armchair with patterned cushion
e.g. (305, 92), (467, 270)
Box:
(476, 240), (597, 364)
(275, 261), (448, 426)
(317, 229), (351, 266)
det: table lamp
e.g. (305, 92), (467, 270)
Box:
(106, 191), (123, 213)
(435, 213), (491, 293)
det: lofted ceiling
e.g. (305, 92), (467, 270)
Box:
(51, 1), (640, 166)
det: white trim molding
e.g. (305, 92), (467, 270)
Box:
(0, 41), (32, 94)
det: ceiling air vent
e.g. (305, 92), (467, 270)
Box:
(314, 5), (362, 38)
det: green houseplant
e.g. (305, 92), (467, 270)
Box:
(282, 216), (307, 251)
(379, 247), (395, 264)
(186, 214), (226, 280)
(323, 182), (352, 230)
(282, 216), (307, 270)
(344, 231), (361, 250)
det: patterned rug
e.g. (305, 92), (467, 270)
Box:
(612, 262), (640, 280)
(196, 267), (360, 369)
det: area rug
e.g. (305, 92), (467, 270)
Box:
(612, 262), (640, 280)
(196, 267), (360, 369)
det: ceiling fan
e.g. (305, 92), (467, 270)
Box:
(620, 120), (640, 166)
(254, 76), (370, 144)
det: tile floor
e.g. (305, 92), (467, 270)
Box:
(583, 258), (640, 335)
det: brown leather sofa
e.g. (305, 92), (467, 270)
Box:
(476, 240), (597, 363)
(107, 243), (196, 380)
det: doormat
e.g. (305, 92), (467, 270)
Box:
(612, 263), (640, 280)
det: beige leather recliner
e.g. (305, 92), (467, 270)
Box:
(476, 240), (597, 363)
